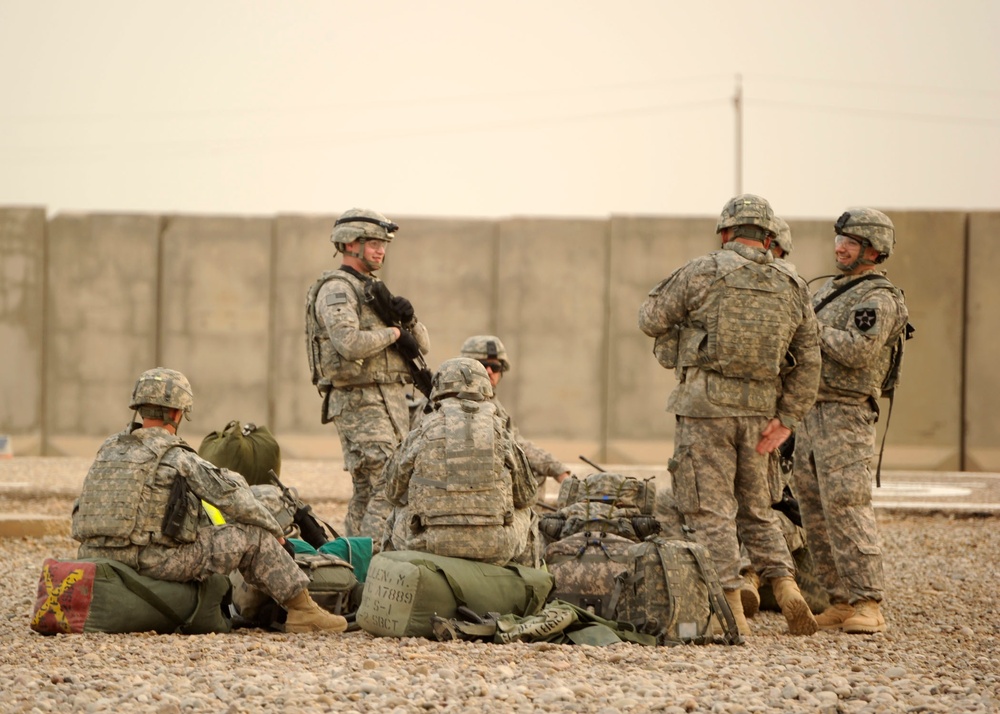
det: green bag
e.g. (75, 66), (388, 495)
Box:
(30, 558), (232, 635)
(198, 420), (281, 486)
(231, 540), (360, 629)
(317, 537), (374, 583)
(356, 550), (554, 639)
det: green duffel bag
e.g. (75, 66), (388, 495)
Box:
(198, 420), (281, 486)
(30, 558), (232, 635)
(356, 550), (554, 639)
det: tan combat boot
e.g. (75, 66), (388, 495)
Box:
(770, 576), (818, 635)
(283, 590), (348, 633)
(724, 588), (752, 637)
(842, 599), (887, 634)
(815, 602), (855, 630)
(740, 570), (761, 619)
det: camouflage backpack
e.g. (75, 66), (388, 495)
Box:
(539, 472), (660, 542)
(610, 535), (741, 646)
(540, 473), (660, 618)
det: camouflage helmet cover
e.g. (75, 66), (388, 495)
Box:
(715, 193), (776, 235)
(772, 216), (793, 256)
(835, 207), (895, 258)
(430, 357), (494, 402)
(129, 367), (193, 418)
(459, 335), (511, 372)
(330, 207), (398, 249)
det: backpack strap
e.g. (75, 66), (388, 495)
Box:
(812, 272), (889, 314)
(680, 540), (742, 645)
(104, 561), (187, 631)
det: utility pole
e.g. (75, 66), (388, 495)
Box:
(733, 73), (743, 195)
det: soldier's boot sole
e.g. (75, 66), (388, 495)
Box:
(779, 596), (819, 636)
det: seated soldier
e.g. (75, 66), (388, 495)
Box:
(384, 358), (539, 566)
(71, 367), (346, 634)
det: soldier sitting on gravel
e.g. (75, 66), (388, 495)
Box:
(71, 367), (347, 634)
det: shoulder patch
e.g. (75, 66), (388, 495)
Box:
(325, 292), (349, 306)
(854, 308), (877, 332)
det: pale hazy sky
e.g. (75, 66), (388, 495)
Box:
(2, 1), (998, 221)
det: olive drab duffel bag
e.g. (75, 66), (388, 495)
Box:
(30, 558), (233, 635)
(356, 550), (554, 639)
(198, 420), (281, 487)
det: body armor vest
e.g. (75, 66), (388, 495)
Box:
(305, 270), (410, 389)
(72, 428), (187, 549)
(408, 399), (512, 530)
(814, 276), (907, 399)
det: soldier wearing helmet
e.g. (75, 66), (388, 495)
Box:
(382, 358), (538, 566)
(459, 335), (571, 488)
(72, 368), (347, 634)
(305, 208), (431, 541)
(639, 193), (822, 639)
(771, 217), (793, 260)
(792, 208), (909, 635)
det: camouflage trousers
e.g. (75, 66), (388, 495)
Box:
(794, 401), (884, 604)
(386, 506), (538, 567)
(135, 523), (309, 605)
(328, 382), (409, 540)
(669, 416), (795, 590)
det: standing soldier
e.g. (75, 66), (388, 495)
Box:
(305, 208), (431, 541)
(72, 368), (347, 633)
(794, 208), (909, 634)
(638, 194), (822, 637)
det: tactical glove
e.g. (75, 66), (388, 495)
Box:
(390, 295), (415, 325)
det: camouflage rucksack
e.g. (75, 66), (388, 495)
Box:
(611, 535), (741, 646)
(539, 472), (660, 542)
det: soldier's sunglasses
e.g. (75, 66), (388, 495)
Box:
(479, 360), (503, 373)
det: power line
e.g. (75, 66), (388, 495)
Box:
(750, 72), (1000, 101)
(752, 97), (1000, 128)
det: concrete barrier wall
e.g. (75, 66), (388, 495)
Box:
(0, 205), (992, 471)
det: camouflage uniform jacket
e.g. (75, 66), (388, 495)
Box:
(385, 398), (537, 513)
(639, 241), (821, 429)
(74, 425), (283, 564)
(811, 272), (908, 403)
(408, 393), (567, 486)
(312, 268), (430, 389)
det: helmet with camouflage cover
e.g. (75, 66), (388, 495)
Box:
(330, 208), (398, 250)
(772, 216), (793, 257)
(715, 193), (777, 241)
(459, 335), (511, 373)
(834, 207), (894, 262)
(430, 357), (494, 402)
(129, 368), (193, 426)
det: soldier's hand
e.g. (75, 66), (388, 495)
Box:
(756, 418), (791, 455)
(396, 329), (421, 360)
(390, 295), (415, 324)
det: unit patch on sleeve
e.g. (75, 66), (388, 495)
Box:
(854, 308), (877, 331)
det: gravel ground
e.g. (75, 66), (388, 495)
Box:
(1, 458), (998, 713)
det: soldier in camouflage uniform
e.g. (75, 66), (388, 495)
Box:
(793, 208), (909, 634)
(460, 335), (571, 489)
(638, 194), (822, 637)
(383, 358), (539, 566)
(305, 208), (431, 541)
(72, 368), (346, 633)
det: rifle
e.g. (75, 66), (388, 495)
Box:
(266, 469), (340, 548)
(362, 279), (434, 399)
(579, 455), (606, 473)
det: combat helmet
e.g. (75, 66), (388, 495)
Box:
(129, 367), (193, 428)
(430, 357), (494, 402)
(459, 335), (511, 373)
(715, 193), (777, 243)
(834, 208), (895, 266)
(330, 208), (398, 272)
(772, 216), (793, 257)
